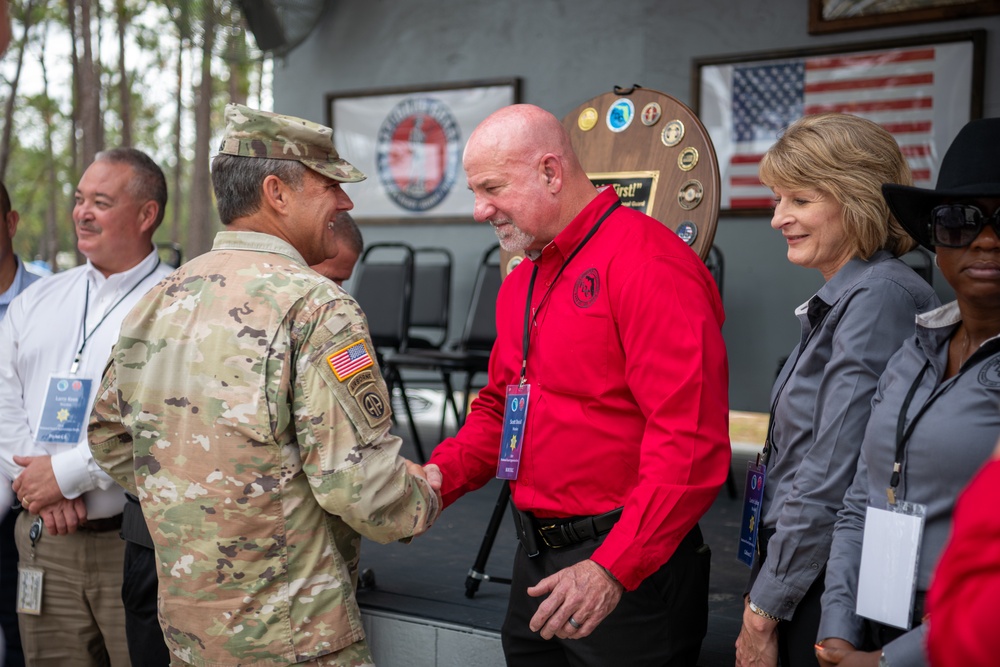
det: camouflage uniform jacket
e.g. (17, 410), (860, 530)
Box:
(89, 231), (439, 667)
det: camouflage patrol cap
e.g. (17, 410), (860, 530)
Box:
(218, 103), (366, 183)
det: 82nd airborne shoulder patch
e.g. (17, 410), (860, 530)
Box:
(326, 343), (390, 430)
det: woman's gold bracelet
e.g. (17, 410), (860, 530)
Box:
(748, 600), (781, 623)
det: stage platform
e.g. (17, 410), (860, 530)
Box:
(357, 390), (761, 666)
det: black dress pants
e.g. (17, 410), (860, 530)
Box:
(750, 531), (825, 667)
(122, 540), (170, 667)
(776, 569), (825, 667)
(502, 524), (710, 667)
(0, 505), (23, 667)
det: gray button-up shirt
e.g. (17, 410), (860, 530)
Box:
(820, 301), (1000, 666)
(749, 251), (939, 617)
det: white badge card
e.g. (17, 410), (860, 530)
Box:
(497, 384), (530, 480)
(16, 566), (43, 615)
(34, 374), (93, 444)
(856, 501), (926, 629)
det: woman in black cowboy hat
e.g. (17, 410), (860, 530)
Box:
(815, 116), (1000, 667)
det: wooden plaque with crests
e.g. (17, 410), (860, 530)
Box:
(501, 87), (720, 276)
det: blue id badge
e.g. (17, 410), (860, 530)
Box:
(737, 460), (767, 567)
(497, 384), (530, 480)
(35, 374), (93, 444)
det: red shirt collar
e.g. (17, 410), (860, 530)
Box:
(536, 186), (618, 264)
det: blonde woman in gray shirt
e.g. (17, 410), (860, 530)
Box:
(736, 113), (939, 667)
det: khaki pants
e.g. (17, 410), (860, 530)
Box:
(14, 511), (129, 667)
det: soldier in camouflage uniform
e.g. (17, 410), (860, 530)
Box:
(88, 104), (441, 667)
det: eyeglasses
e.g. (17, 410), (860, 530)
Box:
(931, 204), (1000, 248)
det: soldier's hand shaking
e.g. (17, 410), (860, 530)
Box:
(422, 464), (443, 492)
(403, 460), (443, 508)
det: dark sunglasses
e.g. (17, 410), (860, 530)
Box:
(931, 204), (1000, 248)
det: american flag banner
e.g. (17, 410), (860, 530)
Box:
(327, 341), (374, 381)
(698, 39), (975, 210)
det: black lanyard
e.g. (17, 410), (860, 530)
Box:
(889, 348), (981, 496)
(518, 200), (620, 385)
(761, 297), (832, 465)
(71, 258), (161, 374)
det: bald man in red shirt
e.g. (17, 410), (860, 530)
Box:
(425, 104), (730, 667)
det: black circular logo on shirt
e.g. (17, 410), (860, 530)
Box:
(978, 357), (1000, 388)
(573, 268), (600, 308)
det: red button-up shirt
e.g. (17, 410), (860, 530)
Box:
(927, 458), (1000, 667)
(429, 188), (730, 590)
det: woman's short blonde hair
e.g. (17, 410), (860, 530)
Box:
(759, 113), (916, 258)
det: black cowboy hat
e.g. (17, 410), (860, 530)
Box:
(882, 117), (1000, 251)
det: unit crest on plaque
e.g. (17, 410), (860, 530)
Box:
(578, 107), (598, 132)
(661, 119), (685, 147)
(678, 147), (699, 172)
(640, 102), (662, 127)
(677, 180), (704, 210)
(606, 99), (635, 133)
(675, 221), (698, 245)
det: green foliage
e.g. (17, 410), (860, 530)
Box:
(6, 138), (75, 264)
(0, 0), (267, 269)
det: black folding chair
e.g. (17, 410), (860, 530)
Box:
(705, 243), (724, 298)
(379, 247), (453, 443)
(385, 244), (501, 441)
(352, 242), (415, 355)
(407, 247), (453, 351)
(705, 245), (738, 500)
(349, 243), (427, 460)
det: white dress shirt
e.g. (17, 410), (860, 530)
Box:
(0, 248), (172, 518)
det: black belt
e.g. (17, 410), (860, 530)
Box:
(78, 514), (123, 533)
(516, 507), (623, 551)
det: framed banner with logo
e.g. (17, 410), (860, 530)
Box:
(326, 78), (521, 222)
(692, 30), (984, 215)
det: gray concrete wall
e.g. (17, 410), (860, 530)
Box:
(362, 610), (503, 667)
(273, 0), (998, 412)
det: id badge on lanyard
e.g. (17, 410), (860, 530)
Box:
(497, 384), (530, 480)
(856, 500), (926, 630)
(737, 460), (767, 567)
(855, 360), (933, 629)
(34, 374), (93, 445)
(497, 200), (619, 481)
(33, 258), (161, 446)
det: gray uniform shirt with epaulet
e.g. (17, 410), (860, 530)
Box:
(749, 251), (939, 618)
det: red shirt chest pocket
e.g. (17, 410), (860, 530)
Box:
(536, 311), (611, 397)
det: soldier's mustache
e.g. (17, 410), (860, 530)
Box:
(76, 221), (101, 234)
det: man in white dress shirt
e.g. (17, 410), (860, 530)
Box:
(0, 148), (172, 666)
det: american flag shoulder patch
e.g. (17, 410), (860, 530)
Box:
(327, 340), (374, 381)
